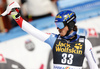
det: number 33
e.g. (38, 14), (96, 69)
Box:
(61, 53), (74, 64)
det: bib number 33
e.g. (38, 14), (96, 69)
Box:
(61, 53), (74, 64)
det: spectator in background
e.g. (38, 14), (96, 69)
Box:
(22, 0), (58, 21)
(0, 0), (11, 32)
(6, 0), (58, 28)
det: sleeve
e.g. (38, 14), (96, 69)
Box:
(45, 33), (57, 49)
(84, 39), (98, 69)
(14, 16), (50, 42)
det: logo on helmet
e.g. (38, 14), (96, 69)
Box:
(56, 15), (62, 18)
(64, 13), (73, 21)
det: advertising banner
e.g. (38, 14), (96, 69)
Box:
(0, 35), (51, 69)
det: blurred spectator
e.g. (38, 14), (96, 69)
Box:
(6, 0), (58, 28)
(0, 0), (11, 33)
(22, 0), (58, 21)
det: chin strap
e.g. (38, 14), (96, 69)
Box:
(61, 31), (77, 39)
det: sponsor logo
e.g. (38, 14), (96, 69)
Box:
(25, 39), (35, 51)
(54, 66), (81, 69)
(65, 67), (70, 69)
(64, 13), (74, 21)
(88, 28), (98, 37)
(56, 15), (62, 18)
(54, 66), (64, 69)
(55, 41), (83, 55)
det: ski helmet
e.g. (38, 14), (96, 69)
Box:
(55, 10), (76, 30)
(55, 10), (76, 36)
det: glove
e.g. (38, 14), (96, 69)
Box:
(0, 1), (20, 17)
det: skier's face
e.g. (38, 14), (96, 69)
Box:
(57, 25), (69, 36)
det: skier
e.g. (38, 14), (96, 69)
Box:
(0, 1), (98, 69)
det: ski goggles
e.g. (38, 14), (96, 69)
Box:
(55, 22), (65, 29)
